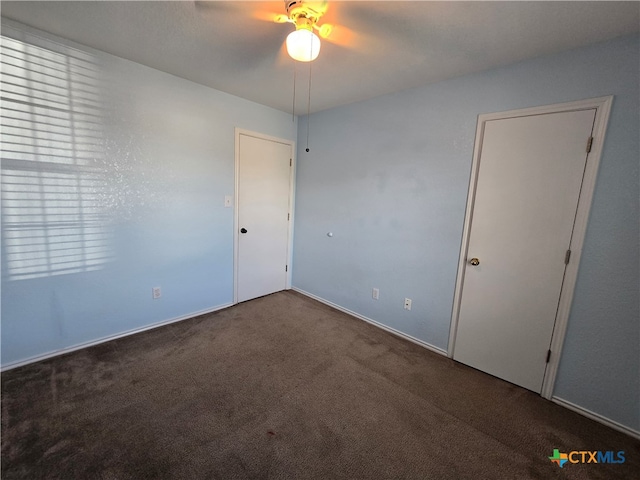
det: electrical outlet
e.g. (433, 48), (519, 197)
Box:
(404, 298), (412, 310)
(152, 287), (162, 299)
(372, 288), (379, 300)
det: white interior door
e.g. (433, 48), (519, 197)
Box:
(453, 109), (596, 392)
(236, 132), (292, 303)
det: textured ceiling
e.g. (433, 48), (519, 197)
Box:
(2, 1), (639, 114)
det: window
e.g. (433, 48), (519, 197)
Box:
(1, 34), (113, 281)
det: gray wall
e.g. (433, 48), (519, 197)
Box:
(1, 22), (296, 365)
(293, 34), (639, 432)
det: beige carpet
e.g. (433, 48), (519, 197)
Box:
(2, 290), (638, 479)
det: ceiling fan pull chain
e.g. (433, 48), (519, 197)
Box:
(306, 40), (312, 152)
(292, 60), (297, 122)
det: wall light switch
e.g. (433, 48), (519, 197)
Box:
(224, 195), (233, 207)
(372, 288), (379, 300)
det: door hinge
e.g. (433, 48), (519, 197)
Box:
(546, 349), (552, 363)
(287, 213), (290, 221)
(586, 136), (593, 153)
(290, 158), (292, 167)
(564, 249), (571, 265)
(285, 265), (288, 272)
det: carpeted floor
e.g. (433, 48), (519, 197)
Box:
(2, 290), (638, 479)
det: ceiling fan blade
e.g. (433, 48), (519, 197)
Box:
(273, 14), (290, 24)
(310, 2), (367, 53)
(192, 3), (290, 72)
(195, 1), (284, 23)
(320, 24), (359, 49)
(303, 1), (329, 17)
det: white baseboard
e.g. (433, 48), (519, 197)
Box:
(551, 397), (640, 440)
(292, 287), (448, 357)
(1, 302), (234, 372)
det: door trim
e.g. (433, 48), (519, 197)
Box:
(448, 96), (613, 398)
(233, 128), (296, 304)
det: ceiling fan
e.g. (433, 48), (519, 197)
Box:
(193, 0), (356, 124)
(194, 0), (359, 67)
(274, 0), (334, 62)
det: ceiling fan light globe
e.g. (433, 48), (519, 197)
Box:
(286, 29), (321, 62)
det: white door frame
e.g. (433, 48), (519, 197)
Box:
(234, 128), (296, 304)
(448, 96), (613, 399)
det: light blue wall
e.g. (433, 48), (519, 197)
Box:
(1, 22), (296, 365)
(293, 34), (639, 432)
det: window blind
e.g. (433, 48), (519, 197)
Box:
(1, 35), (113, 281)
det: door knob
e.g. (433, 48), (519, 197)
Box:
(240, 228), (248, 234)
(469, 258), (480, 266)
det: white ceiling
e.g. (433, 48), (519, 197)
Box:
(2, 1), (639, 114)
